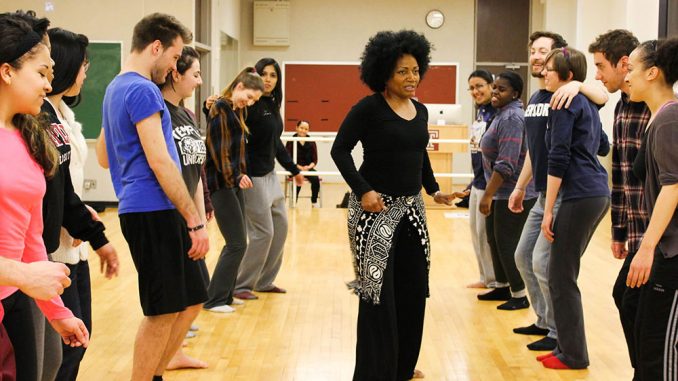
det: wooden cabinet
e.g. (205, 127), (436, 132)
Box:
(425, 124), (468, 207)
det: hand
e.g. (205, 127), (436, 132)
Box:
(508, 189), (525, 213)
(94, 243), (119, 279)
(293, 173), (305, 186)
(361, 191), (386, 213)
(84, 204), (101, 222)
(205, 211), (214, 222)
(479, 194), (492, 216)
(541, 210), (555, 242)
(452, 190), (470, 199)
(550, 81), (581, 110)
(18, 261), (71, 300)
(49, 317), (89, 348)
(187, 228), (209, 260)
(239, 175), (253, 189)
(611, 241), (629, 259)
(71, 239), (82, 248)
(205, 94), (219, 110)
(433, 192), (454, 206)
(627, 245), (655, 288)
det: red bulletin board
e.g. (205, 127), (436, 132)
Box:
(283, 62), (458, 132)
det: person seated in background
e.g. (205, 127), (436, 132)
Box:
(286, 120), (321, 207)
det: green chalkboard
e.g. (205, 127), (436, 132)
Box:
(72, 42), (122, 139)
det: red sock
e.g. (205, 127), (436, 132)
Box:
(536, 352), (555, 362)
(542, 356), (571, 369)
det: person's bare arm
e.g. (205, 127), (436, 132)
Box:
(136, 113), (209, 258)
(551, 81), (609, 109)
(0, 258), (71, 300)
(95, 129), (109, 169)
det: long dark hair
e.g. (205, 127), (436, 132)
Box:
(47, 27), (89, 106)
(254, 57), (282, 108)
(207, 67), (264, 184)
(0, 17), (58, 178)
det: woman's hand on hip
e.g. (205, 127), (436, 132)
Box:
(361, 191), (386, 213)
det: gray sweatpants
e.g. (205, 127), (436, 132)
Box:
(235, 170), (288, 293)
(549, 196), (609, 369)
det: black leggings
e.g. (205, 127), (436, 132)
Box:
(1, 292), (40, 381)
(353, 221), (427, 381)
(486, 198), (536, 293)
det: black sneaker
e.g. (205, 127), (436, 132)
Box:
(477, 287), (511, 301)
(527, 336), (558, 351)
(497, 296), (530, 310)
(513, 323), (549, 336)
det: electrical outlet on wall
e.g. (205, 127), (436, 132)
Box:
(84, 179), (97, 190)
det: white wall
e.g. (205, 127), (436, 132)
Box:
(239, 0), (477, 185)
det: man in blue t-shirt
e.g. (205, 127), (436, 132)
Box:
(508, 31), (609, 353)
(96, 13), (208, 381)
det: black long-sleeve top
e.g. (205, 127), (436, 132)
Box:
(285, 133), (318, 166)
(244, 96), (300, 177)
(40, 102), (108, 254)
(331, 93), (439, 199)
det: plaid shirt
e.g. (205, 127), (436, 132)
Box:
(611, 93), (650, 253)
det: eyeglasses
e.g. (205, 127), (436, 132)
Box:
(467, 83), (488, 92)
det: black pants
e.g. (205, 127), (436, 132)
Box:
(486, 198), (535, 293)
(295, 170), (320, 203)
(55, 260), (92, 381)
(549, 196), (609, 369)
(612, 251), (642, 380)
(205, 188), (248, 308)
(353, 221), (427, 381)
(635, 252), (678, 381)
(1, 292), (40, 381)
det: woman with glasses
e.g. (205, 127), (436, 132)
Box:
(537, 47), (610, 370)
(464, 70), (509, 293)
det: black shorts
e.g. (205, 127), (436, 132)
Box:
(120, 209), (207, 316)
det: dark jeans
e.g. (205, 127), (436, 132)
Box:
(205, 188), (248, 308)
(486, 198), (536, 293)
(549, 196), (609, 369)
(353, 221), (427, 381)
(1, 292), (40, 381)
(612, 251), (642, 380)
(55, 260), (92, 381)
(295, 170), (320, 203)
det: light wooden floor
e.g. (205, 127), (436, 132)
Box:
(79, 184), (632, 380)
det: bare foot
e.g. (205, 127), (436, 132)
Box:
(466, 281), (487, 289)
(166, 350), (208, 370)
(412, 369), (425, 379)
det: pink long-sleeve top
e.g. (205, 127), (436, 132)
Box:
(0, 127), (73, 322)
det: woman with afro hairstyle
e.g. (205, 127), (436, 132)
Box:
(624, 38), (678, 380)
(331, 30), (454, 381)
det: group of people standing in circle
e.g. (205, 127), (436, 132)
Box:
(463, 27), (678, 379)
(2, 6), (678, 381)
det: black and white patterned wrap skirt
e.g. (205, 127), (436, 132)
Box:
(346, 192), (431, 304)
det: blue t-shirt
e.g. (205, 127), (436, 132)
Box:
(102, 72), (180, 214)
(524, 90), (552, 192)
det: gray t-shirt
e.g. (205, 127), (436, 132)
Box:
(166, 101), (206, 197)
(645, 101), (678, 258)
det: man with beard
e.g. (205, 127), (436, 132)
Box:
(589, 30), (649, 379)
(508, 31), (608, 352)
(97, 13), (209, 381)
